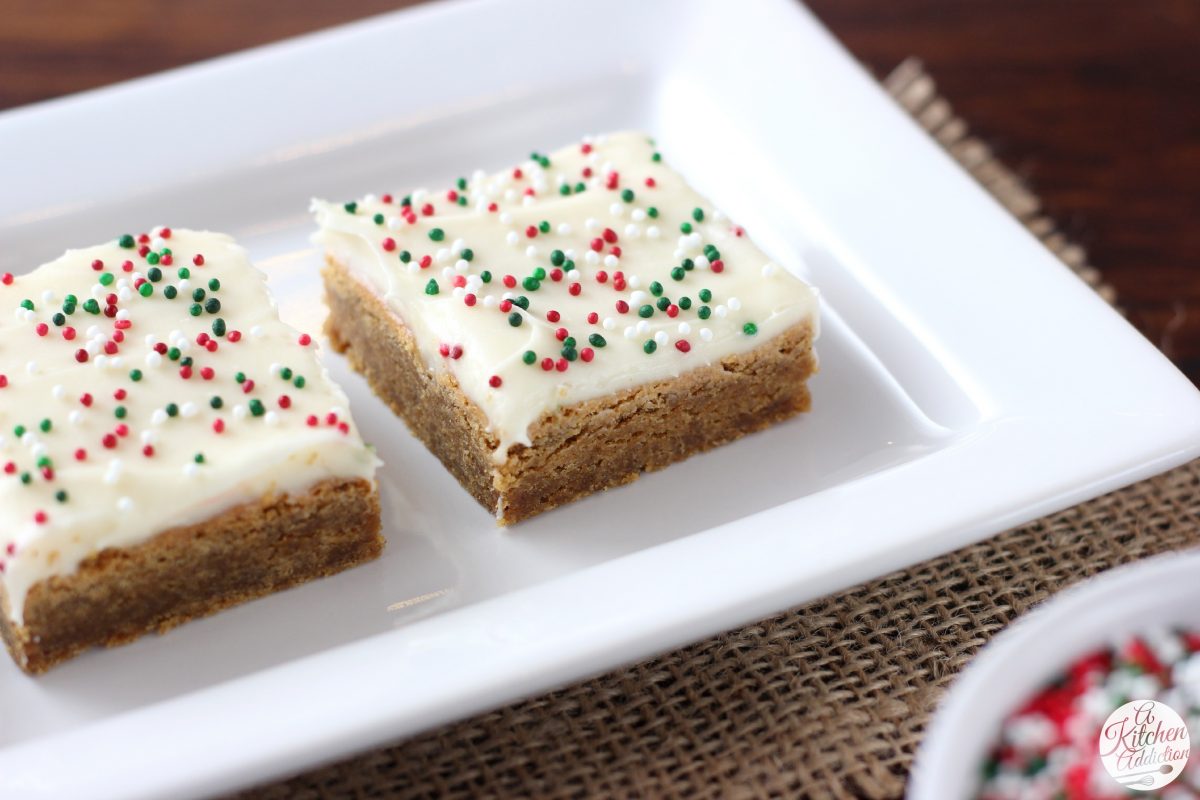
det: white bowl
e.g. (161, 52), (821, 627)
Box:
(910, 548), (1200, 799)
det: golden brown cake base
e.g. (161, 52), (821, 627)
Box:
(0, 477), (382, 675)
(324, 260), (817, 525)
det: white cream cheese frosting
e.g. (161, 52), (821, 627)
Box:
(0, 229), (378, 624)
(312, 131), (819, 463)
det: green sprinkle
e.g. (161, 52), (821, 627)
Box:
(647, 207), (659, 218)
(148, 267), (163, 282)
(191, 288), (205, 302)
(425, 279), (439, 296)
(561, 346), (578, 362)
(212, 318), (226, 337)
(114, 406), (126, 420)
(249, 399), (265, 417)
(564, 259), (575, 271)
(293, 375), (305, 389)
(698, 305), (712, 320)
(682, 258), (695, 271)
(508, 312), (523, 327)
(457, 195), (467, 206)
(638, 304), (654, 318)
(83, 298), (100, 313)
(692, 207), (704, 222)
(139, 282), (153, 297)
(743, 322), (758, 336)
(129, 369), (143, 382)
(512, 296), (529, 310)
(343, 201), (358, 214)
(460, 248), (473, 262)
(532, 267), (547, 280)
(538, 220), (551, 234)
(99, 273), (114, 286)
(651, 152), (662, 162)
(36, 456), (50, 469)
(12, 425), (24, 438)
(456, 177), (467, 190)
(621, 189), (635, 203)
(20, 299), (34, 311)
(180, 356), (193, 368)
(118, 234), (136, 249)
(522, 350), (537, 365)
(280, 367), (293, 381)
(194, 453), (205, 464)
(146, 252), (160, 266)
(178, 267), (191, 279)
(550, 250), (565, 266)
(523, 277), (540, 291)
(52, 312), (65, 326)
(705, 246), (721, 261)
(588, 333), (606, 347)
(210, 396), (223, 409)
(699, 288), (712, 302)
(574, 181), (586, 193)
(55, 490), (68, 503)
(429, 228), (445, 242)
(559, 184), (571, 196)
(671, 267), (686, 281)
(649, 281), (664, 297)
(680, 222), (693, 234)
(643, 340), (657, 354)
(373, 213), (385, 225)
(399, 250), (412, 263)
(208, 278), (220, 292)
(165, 403), (179, 418)
(563, 336), (576, 348)
(679, 296), (692, 310)
(235, 372), (246, 384)
(39, 418), (51, 433)
(168, 347), (182, 361)
(189, 303), (202, 317)
(656, 297), (671, 311)
(480, 270), (492, 283)
(205, 298), (221, 314)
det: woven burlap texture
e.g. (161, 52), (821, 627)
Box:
(234, 59), (1198, 800)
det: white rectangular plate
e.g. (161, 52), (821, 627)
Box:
(1, 1), (1198, 798)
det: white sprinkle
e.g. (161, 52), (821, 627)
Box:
(715, 305), (728, 318)
(695, 255), (710, 269)
(269, 363), (282, 376)
(441, 266), (455, 280)
(646, 226), (661, 239)
(41, 289), (56, 304)
(51, 385), (66, 401)
(631, 209), (646, 222)
(636, 320), (650, 335)
(434, 248), (449, 264)
(251, 325), (265, 338)
(525, 245), (539, 258)
(700, 328), (713, 342)
(678, 322), (692, 335)
(145, 352), (163, 368)
(713, 209), (727, 222)
(117, 496), (134, 512)
(728, 297), (742, 311)
(181, 402), (198, 419)
(609, 203), (624, 217)
(182, 463), (199, 479)
(117, 287), (132, 301)
(68, 410), (83, 426)
(455, 259), (470, 273)
(564, 248), (577, 260)
(451, 238), (466, 255)
(585, 217), (600, 231)
(387, 217), (403, 230)
(178, 278), (191, 291)
(624, 224), (641, 238)
(603, 254), (619, 268)
(628, 276), (641, 289)
(567, 269), (582, 282)
(557, 222), (572, 235)
(499, 211), (513, 225)
(761, 262), (778, 277)
(144, 334), (158, 347)
(140, 430), (156, 445)
(233, 404), (247, 421)
(483, 296), (498, 308)
(584, 251), (600, 265)
(521, 195), (536, 207)
(452, 287), (465, 299)
(654, 331), (669, 346)
(506, 231), (520, 246)
(104, 460), (123, 485)
(25, 360), (38, 375)
(264, 411), (280, 427)
(631, 290), (648, 304)
(151, 409), (168, 426)
(603, 317), (616, 330)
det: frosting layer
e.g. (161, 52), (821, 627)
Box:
(313, 131), (819, 461)
(0, 230), (378, 624)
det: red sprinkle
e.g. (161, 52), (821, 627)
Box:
(555, 327), (569, 341)
(499, 299), (513, 312)
(193, 254), (205, 266)
(595, 270), (608, 284)
(419, 255), (433, 269)
(568, 282), (582, 296)
(102, 433), (118, 449)
(242, 380), (255, 394)
(421, 203), (435, 217)
(0, 375), (7, 388)
(503, 274), (517, 288)
(645, 177), (656, 188)
(488, 375), (502, 388)
(0, 273), (11, 286)
(80, 393), (93, 406)
(382, 237), (397, 252)
(91, 259), (104, 272)
(464, 293), (477, 307)
(586, 312), (599, 324)
(525, 225), (538, 238)
(213, 419), (225, 434)
(298, 333), (312, 346)
(580, 347), (595, 362)
(555, 358), (569, 372)
(74, 449), (86, 461)
(75, 349), (89, 363)
(711, 259), (725, 273)
(602, 228), (618, 243)
(306, 415), (319, 427)
(549, 268), (563, 282)
(590, 238), (604, 252)
(35, 323), (48, 337)
(159, 227), (172, 239)
(675, 340), (691, 353)
(114, 388), (127, 401)
(615, 300), (629, 314)
(34, 511), (48, 525)
(546, 310), (561, 323)
(540, 357), (554, 371)
(227, 330), (242, 343)
(278, 395), (292, 409)
(143, 445), (155, 458)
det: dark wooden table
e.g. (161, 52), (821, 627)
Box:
(2, 0), (1196, 387)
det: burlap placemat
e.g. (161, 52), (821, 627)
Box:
(234, 60), (1199, 800)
